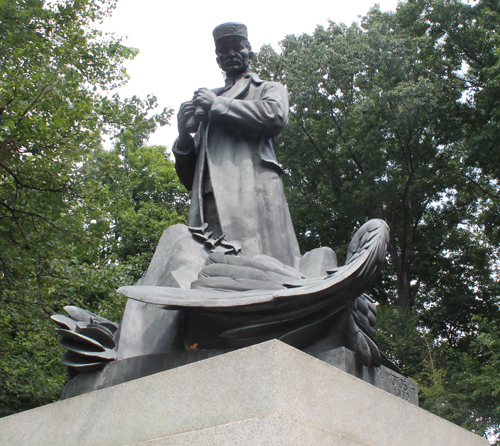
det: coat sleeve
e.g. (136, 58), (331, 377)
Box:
(209, 82), (289, 137)
(172, 137), (197, 191)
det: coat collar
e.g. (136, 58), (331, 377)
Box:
(217, 72), (264, 99)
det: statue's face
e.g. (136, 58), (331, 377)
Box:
(216, 37), (253, 75)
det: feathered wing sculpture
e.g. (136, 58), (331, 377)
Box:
(119, 219), (391, 367)
(51, 306), (119, 377)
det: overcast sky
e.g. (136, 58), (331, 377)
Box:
(100, 0), (400, 149)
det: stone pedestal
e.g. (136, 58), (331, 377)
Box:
(59, 345), (418, 406)
(0, 340), (488, 446)
(313, 347), (419, 406)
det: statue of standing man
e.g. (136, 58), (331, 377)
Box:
(172, 22), (301, 269)
(53, 23), (391, 383)
(114, 23), (310, 357)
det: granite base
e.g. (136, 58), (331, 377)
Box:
(0, 340), (487, 446)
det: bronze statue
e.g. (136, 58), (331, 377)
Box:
(173, 22), (300, 268)
(52, 23), (400, 399)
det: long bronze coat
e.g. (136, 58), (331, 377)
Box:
(173, 73), (301, 268)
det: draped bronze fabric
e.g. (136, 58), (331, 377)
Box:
(173, 73), (301, 268)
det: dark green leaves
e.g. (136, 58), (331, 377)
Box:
(254, 2), (500, 440)
(0, 0), (181, 416)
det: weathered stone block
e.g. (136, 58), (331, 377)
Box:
(0, 340), (488, 446)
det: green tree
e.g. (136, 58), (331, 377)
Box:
(254, 10), (473, 309)
(252, 3), (500, 441)
(0, 0), (178, 416)
(393, 2), (500, 441)
(81, 144), (189, 281)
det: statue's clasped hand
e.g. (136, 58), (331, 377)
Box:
(177, 100), (197, 137)
(177, 88), (217, 134)
(178, 88), (215, 135)
(178, 101), (195, 125)
(193, 88), (217, 109)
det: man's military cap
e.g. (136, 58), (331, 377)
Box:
(213, 22), (248, 44)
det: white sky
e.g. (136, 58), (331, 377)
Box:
(100, 0), (400, 150)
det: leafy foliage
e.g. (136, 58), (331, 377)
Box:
(2, 1), (499, 443)
(253, 1), (500, 441)
(81, 144), (189, 281)
(0, 0), (185, 416)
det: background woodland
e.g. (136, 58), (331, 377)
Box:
(1, 0), (499, 443)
